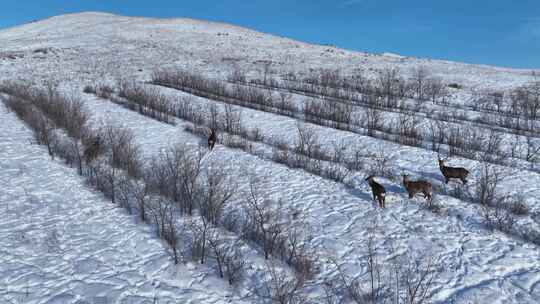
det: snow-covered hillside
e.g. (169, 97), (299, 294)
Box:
(1, 12), (540, 304)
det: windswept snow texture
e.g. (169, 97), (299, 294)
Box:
(0, 103), (251, 303)
(1, 11), (540, 304)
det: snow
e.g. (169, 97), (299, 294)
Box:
(0, 102), (252, 303)
(1, 11), (540, 303)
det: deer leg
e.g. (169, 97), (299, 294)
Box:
(382, 196), (386, 208)
(425, 192), (432, 205)
(462, 178), (467, 184)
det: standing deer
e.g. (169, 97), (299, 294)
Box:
(402, 174), (432, 204)
(438, 157), (469, 184)
(208, 128), (217, 151)
(365, 175), (386, 208)
(84, 136), (101, 164)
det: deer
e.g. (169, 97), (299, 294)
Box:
(208, 128), (217, 151)
(83, 136), (101, 164)
(438, 157), (469, 184)
(402, 174), (432, 204)
(365, 175), (386, 208)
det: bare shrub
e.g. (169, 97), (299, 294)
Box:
(147, 197), (180, 264)
(116, 175), (135, 213)
(222, 245), (246, 285)
(35, 86), (89, 140)
(410, 66), (430, 100)
(118, 82), (175, 124)
(223, 103), (243, 134)
(208, 102), (220, 130)
(281, 223), (316, 282)
(86, 158), (119, 204)
(427, 120), (446, 153)
(475, 163), (501, 207)
(398, 254), (439, 304)
(242, 178), (286, 260)
(331, 139), (347, 163)
(320, 162), (350, 183)
(134, 182), (151, 222)
(525, 136), (540, 164)
(506, 194), (529, 216)
(396, 113), (422, 147)
(228, 68), (247, 83)
(83, 84), (96, 94)
(482, 130), (505, 163)
(277, 92), (296, 114)
(207, 234), (245, 285)
(99, 125), (141, 178)
(162, 207), (180, 264)
(446, 126), (467, 158)
(190, 215), (211, 264)
(481, 203), (516, 233)
(295, 123), (321, 160)
(376, 67), (401, 108)
(96, 84), (115, 99)
(329, 234), (439, 304)
(199, 164), (236, 226)
(364, 107), (383, 137)
(147, 145), (204, 215)
(367, 144), (394, 179)
(259, 260), (306, 304)
(425, 77), (449, 103)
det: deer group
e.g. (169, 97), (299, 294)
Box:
(366, 156), (468, 208)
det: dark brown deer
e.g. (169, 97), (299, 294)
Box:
(438, 157), (469, 184)
(365, 175), (386, 208)
(402, 174), (432, 204)
(208, 128), (217, 150)
(83, 136), (101, 164)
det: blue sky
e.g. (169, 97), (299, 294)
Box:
(1, 0), (539, 69)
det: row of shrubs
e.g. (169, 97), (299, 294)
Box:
(232, 71), (540, 164)
(84, 82), (176, 124)
(95, 81), (451, 303)
(255, 73), (540, 139)
(256, 67), (540, 129)
(107, 81), (538, 243)
(83, 82), (318, 289)
(89, 78), (540, 301)
(1, 82), (272, 288)
(151, 69), (540, 171)
(112, 80), (356, 186)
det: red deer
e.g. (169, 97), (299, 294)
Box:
(402, 174), (432, 204)
(365, 175), (386, 208)
(208, 128), (217, 150)
(438, 157), (469, 184)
